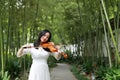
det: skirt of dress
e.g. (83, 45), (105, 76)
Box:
(28, 62), (50, 80)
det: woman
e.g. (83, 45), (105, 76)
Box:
(17, 29), (62, 80)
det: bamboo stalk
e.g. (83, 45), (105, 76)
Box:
(101, 0), (120, 64)
(100, 6), (112, 67)
(0, 15), (4, 77)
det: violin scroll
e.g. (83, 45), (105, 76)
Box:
(61, 52), (68, 59)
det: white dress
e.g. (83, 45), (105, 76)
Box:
(21, 43), (60, 80)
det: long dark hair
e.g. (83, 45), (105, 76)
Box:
(34, 29), (51, 48)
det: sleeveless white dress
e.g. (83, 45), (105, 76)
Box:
(22, 43), (60, 80)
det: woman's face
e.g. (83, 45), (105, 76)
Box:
(40, 32), (50, 43)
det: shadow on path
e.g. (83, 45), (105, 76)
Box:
(50, 63), (77, 80)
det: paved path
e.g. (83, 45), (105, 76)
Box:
(50, 63), (77, 80)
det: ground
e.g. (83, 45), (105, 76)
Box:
(50, 63), (77, 80)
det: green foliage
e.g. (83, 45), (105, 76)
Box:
(48, 55), (57, 68)
(63, 2), (81, 44)
(95, 67), (120, 80)
(5, 57), (21, 79)
(2, 71), (10, 80)
(0, 71), (10, 80)
(71, 65), (89, 80)
(82, 62), (94, 74)
(1, 0), (120, 79)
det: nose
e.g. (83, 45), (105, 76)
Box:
(44, 36), (47, 39)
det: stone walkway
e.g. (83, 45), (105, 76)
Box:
(50, 63), (77, 80)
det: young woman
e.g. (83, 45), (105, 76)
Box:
(17, 29), (62, 80)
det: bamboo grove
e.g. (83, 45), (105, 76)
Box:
(0, 0), (120, 79)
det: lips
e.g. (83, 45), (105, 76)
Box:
(41, 38), (47, 42)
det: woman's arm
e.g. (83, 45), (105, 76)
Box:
(52, 50), (63, 60)
(17, 44), (31, 57)
(17, 46), (24, 57)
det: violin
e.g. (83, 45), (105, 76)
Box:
(41, 42), (58, 52)
(41, 42), (68, 59)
